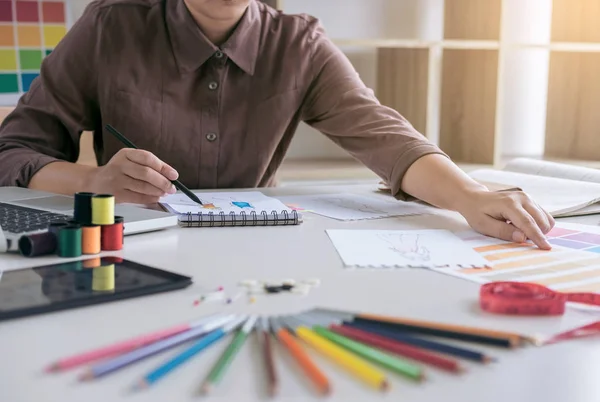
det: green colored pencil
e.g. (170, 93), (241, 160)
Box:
(312, 326), (425, 382)
(201, 316), (258, 394)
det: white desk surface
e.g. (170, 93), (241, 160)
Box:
(2, 184), (600, 402)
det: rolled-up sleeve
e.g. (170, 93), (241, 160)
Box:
(300, 22), (447, 199)
(0, 3), (102, 187)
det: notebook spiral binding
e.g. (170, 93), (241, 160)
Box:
(180, 210), (301, 227)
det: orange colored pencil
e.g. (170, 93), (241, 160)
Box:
(276, 327), (331, 396)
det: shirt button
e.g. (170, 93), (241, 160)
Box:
(215, 50), (224, 59)
(208, 81), (218, 90)
(206, 132), (218, 142)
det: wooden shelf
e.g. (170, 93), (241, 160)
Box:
(281, 0), (600, 164)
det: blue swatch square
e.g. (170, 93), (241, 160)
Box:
(21, 73), (39, 92)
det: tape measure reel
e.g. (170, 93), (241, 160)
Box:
(480, 282), (600, 316)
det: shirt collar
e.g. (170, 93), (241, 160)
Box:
(166, 0), (261, 75)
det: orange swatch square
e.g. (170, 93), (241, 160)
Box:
(17, 25), (41, 47)
(0, 25), (14, 46)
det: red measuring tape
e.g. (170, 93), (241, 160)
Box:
(480, 282), (600, 316)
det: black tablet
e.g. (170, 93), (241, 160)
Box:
(0, 257), (192, 321)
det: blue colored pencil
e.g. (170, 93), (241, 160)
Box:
(79, 315), (236, 381)
(135, 316), (246, 389)
(345, 321), (491, 363)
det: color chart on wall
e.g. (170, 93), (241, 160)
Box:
(0, 0), (70, 105)
(433, 222), (600, 294)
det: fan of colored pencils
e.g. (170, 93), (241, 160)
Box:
(45, 308), (531, 395)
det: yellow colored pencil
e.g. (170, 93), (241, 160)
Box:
(295, 326), (389, 391)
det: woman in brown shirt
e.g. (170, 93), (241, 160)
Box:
(0, 0), (554, 248)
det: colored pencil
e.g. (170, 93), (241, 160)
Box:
(312, 326), (425, 382)
(259, 317), (279, 398)
(201, 316), (258, 395)
(46, 314), (220, 372)
(330, 324), (464, 373)
(282, 317), (389, 391)
(271, 318), (331, 396)
(79, 315), (236, 381)
(136, 316), (247, 389)
(345, 321), (493, 363)
(315, 308), (523, 348)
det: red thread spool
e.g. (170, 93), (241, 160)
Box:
(101, 216), (124, 251)
(480, 282), (600, 316)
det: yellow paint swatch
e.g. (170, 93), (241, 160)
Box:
(0, 50), (17, 70)
(43, 26), (67, 47)
(487, 259), (600, 281)
(493, 255), (558, 270)
(17, 25), (41, 47)
(534, 269), (600, 286)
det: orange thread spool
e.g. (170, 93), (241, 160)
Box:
(82, 225), (101, 255)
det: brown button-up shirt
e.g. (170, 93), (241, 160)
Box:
(0, 0), (444, 197)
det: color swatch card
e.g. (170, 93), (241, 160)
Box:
(431, 222), (600, 294)
(326, 229), (490, 269)
(0, 0), (70, 105)
(160, 191), (295, 215)
(277, 193), (431, 221)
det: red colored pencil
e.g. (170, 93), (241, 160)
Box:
(329, 325), (464, 374)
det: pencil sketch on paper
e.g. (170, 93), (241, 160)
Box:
(320, 197), (388, 215)
(377, 233), (431, 262)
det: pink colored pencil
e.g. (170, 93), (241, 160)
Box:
(46, 315), (219, 372)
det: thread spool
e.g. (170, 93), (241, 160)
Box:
(92, 264), (116, 292)
(18, 232), (57, 257)
(74, 192), (95, 225)
(101, 216), (124, 251)
(82, 225), (101, 254)
(48, 222), (69, 237)
(57, 225), (82, 258)
(91, 194), (115, 225)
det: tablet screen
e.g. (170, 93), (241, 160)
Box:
(0, 257), (192, 321)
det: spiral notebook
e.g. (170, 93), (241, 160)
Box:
(159, 191), (302, 227)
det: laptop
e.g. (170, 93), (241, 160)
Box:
(0, 187), (178, 253)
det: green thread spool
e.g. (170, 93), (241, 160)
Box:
(58, 225), (82, 258)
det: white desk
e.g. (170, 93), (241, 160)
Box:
(2, 184), (600, 402)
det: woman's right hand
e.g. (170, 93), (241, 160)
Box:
(87, 149), (179, 204)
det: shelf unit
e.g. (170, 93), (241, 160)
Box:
(265, 0), (600, 166)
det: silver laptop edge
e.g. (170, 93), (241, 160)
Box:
(0, 187), (178, 253)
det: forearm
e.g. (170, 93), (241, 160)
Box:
(401, 154), (488, 212)
(28, 161), (97, 196)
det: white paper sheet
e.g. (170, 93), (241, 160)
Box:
(160, 191), (294, 215)
(326, 229), (491, 268)
(276, 193), (431, 221)
(504, 158), (600, 184)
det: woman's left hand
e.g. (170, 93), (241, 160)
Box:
(456, 189), (555, 250)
